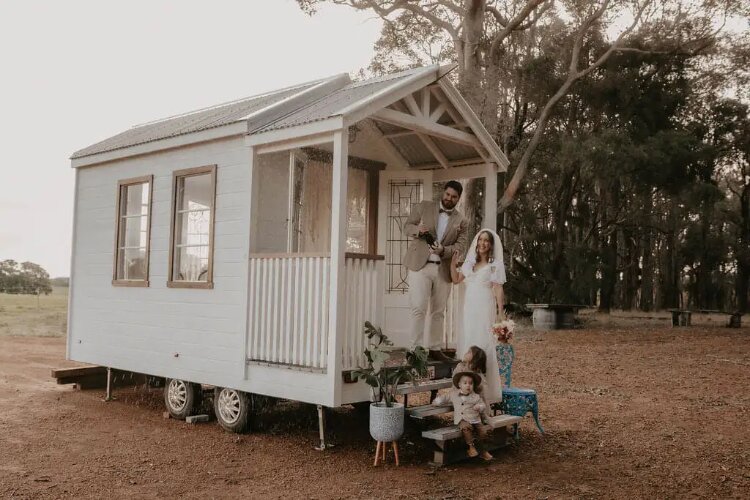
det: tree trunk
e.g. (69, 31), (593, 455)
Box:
(736, 181), (750, 313)
(598, 180), (619, 312)
(660, 200), (681, 309)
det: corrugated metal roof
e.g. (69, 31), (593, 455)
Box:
(70, 64), (510, 171)
(252, 66), (432, 134)
(70, 77), (338, 159)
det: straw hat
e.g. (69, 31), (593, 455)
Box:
(452, 370), (482, 392)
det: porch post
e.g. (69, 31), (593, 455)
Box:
(242, 144), (257, 379)
(327, 128), (349, 406)
(484, 163), (498, 231)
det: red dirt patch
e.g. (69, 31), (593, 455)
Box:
(1, 327), (748, 499)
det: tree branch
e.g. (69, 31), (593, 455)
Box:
(489, 0), (547, 60)
(486, 5), (509, 27)
(342, 0), (460, 37)
(498, 0), (656, 212)
(576, 0), (650, 80)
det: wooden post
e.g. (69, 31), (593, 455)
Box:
(484, 163), (497, 231)
(327, 129), (349, 407)
(242, 145), (257, 379)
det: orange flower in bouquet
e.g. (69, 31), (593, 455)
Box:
(491, 319), (515, 344)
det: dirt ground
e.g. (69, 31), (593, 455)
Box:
(1, 324), (748, 499)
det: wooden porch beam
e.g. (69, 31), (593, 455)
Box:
(371, 108), (482, 148)
(411, 157), (488, 171)
(433, 163), (495, 182)
(421, 87), (431, 117)
(399, 94), (449, 168)
(403, 94), (423, 117)
(382, 130), (416, 139)
(416, 132), (450, 169)
(364, 118), (410, 169)
(429, 87), (465, 128)
(430, 103), (447, 122)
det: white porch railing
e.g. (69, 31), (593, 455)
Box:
(247, 254), (331, 369)
(341, 255), (385, 371)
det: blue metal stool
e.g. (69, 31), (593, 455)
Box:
(496, 343), (544, 438)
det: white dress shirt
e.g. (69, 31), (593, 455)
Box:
(428, 203), (451, 263)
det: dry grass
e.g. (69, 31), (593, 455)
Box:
(0, 286), (68, 337)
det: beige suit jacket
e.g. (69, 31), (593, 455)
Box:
(403, 200), (468, 282)
(432, 389), (486, 425)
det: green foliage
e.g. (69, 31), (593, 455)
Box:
(297, 0), (750, 312)
(351, 322), (428, 407)
(0, 260), (52, 296)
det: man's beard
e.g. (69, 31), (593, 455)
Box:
(442, 197), (457, 209)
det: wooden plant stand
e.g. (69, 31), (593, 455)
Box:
(373, 441), (400, 466)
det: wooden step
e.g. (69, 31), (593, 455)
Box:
(396, 378), (452, 395)
(51, 365), (106, 381)
(408, 403), (452, 419)
(51, 366), (146, 390)
(421, 414), (523, 441)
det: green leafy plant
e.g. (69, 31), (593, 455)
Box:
(351, 321), (429, 407)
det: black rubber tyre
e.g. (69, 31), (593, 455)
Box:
(214, 387), (251, 433)
(164, 378), (201, 420)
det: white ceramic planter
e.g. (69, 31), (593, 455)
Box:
(369, 402), (404, 442)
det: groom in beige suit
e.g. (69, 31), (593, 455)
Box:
(403, 180), (468, 361)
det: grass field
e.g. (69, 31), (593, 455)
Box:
(0, 286), (68, 337)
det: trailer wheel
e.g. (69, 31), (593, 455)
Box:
(164, 378), (201, 420)
(214, 387), (251, 433)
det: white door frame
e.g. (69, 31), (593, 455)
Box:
(377, 169), (433, 347)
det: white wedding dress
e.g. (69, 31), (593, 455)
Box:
(456, 230), (506, 405)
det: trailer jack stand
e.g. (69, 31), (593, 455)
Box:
(314, 405), (333, 451)
(104, 367), (114, 402)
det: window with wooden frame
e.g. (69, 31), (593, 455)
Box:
(113, 175), (153, 286)
(168, 165), (217, 289)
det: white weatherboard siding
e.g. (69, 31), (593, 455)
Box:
(69, 137), (250, 388)
(69, 137), (334, 405)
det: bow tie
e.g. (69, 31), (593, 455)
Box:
(439, 208), (453, 214)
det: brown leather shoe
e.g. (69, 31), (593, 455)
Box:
(428, 349), (455, 363)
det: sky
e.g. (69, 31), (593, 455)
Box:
(0, 0), (382, 277)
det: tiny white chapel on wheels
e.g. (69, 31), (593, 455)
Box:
(67, 64), (509, 441)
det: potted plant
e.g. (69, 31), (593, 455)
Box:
(352, 321), (428, 442)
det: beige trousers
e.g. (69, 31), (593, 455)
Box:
(408, 263), (452, 349)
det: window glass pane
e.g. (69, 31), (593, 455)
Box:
(180, 174), (212, 211)
(117, 248), (147, 280)
(172, 171), (213, 282)
(123, 183), (149, 216)
(387, 179), (423, 293)
(178, 209), (211, 247)
(120, 215), (148, 249)
(251, 152), (292, 253)
(251, 150), (374, 255)
(298, 159), (332, 252)
(346, 168), (369, 253)
(115, 180), (150, 280)
(174, 245), (209, 282)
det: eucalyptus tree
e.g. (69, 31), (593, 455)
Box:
(298, 0), (735, 211)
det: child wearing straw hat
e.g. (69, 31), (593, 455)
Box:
(431, 370), (493, 460)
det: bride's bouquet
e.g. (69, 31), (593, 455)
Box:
(491, 319), (516, 344)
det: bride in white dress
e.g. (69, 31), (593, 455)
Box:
(450, 229), (506, 404)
